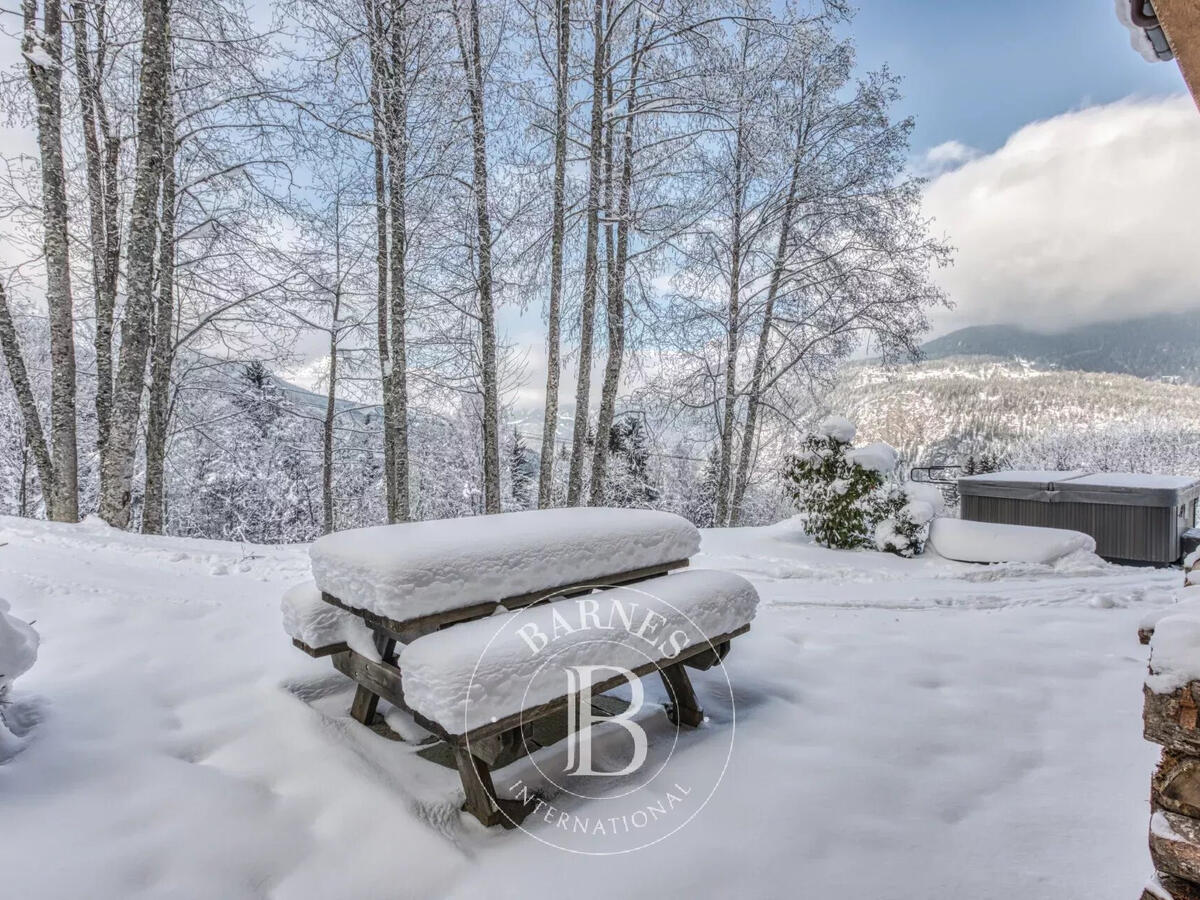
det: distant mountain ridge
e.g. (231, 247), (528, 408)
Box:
(921, 312), (1200, 384)
(826, 355), (1200, 465)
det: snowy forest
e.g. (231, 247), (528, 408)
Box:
(0, 0), (949, 542)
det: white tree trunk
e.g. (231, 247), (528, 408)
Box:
(588, 14), (641, 506)
(386, 0), (410, 521)
(23, 0), (78, 522)
(457, 0), (501, 514)
(98, 0), (170, 528)
(365, 0), (397, 521)
(713, 114), (746, 527)
(141, 92), (176, 535)
(0, 282), (54, 512)
(70, 0), (118, 454)
(537, 0), (570, 509)
(565, 0), (606, 506)
(729, 127), (803, 525)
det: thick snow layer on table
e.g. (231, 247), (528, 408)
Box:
(280, 581), (381, 661)
(1148, 615), (1200, 693)
(928, 518), (1096, 565)
(816, 415), (855, 443)
(846, 441), (898, 475)
(310, 508), (700, 621)
(0, 513), (1184, 898)
(400, 569), (758, 734)
(0, 596), (38, 695)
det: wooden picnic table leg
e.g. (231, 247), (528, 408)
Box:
(453, 742), (538, 829)
(659, 662), (705, 728)
(349, 631), (397, 726)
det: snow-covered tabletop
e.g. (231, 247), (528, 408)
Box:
(309, 508), (701, 622)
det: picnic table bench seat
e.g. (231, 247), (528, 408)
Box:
(283, 508), (757, 828)
(400, 568), (757, 736)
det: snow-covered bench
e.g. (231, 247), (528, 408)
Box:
(283, 508), (758, 827)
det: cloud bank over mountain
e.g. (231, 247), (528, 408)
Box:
(921, 95), (1200, 335)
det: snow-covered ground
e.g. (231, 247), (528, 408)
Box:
(0, 514), (1183, 898)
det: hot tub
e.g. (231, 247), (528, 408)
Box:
(957, 470), (1200, 565)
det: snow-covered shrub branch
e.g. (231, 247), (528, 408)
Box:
(784, 416), (934, 556)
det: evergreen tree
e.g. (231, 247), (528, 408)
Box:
(784, 417), (932, 555)
(605, 416), (657, 507)
(506, 427), (537, 511)
(686, 445), (722, 528)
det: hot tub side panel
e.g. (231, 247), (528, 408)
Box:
(960, 494), (1178, 563)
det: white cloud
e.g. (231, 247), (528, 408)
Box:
(913, 139), (981, 177)
(923, 95), (1200, 334)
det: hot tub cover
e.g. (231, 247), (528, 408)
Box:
(958, 470), (1200, 507)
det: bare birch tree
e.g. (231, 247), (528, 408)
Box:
(141, 86), (175, 534)
(565, 0), (606, 506)
(22, 0), (78, 521)
(454, 0), (501, 513)
(0, 281), (54, 507)
(70, 0), (122, 454)
(536, 0), (570, 508)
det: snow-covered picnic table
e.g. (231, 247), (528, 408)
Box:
(283, 507), (759, 827)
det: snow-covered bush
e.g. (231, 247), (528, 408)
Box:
(785, 416), (933, 555)
(0, 598), (38, 707)
(874, 496), (936, 557)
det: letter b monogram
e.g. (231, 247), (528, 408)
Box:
(563, 665), (649, 777)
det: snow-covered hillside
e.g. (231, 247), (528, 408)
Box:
(0, 516), (1182, 897)
(827, 355), (1200, 464)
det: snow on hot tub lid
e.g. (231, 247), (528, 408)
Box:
(957, 470), (1088, 491)
(958, 470), (1200, 506)
(1056, 473), (1200, 491)
(1052, 472), (1200, 506)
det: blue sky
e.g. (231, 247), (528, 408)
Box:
(851, 0), (1185, 155)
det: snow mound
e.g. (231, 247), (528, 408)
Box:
(399, 569), (758, 734)
(280, 581), (381, 660)
(816, 415), (856, 443)
(902, 500), (935, 526)
(310, 508), (700, 621)
(846, 441), (898, 475)
(904, 481), (946, 514)
(1148, 614), (1200, 694)
(928, 518), (1095, 565)
(0, 597), (38, 696)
